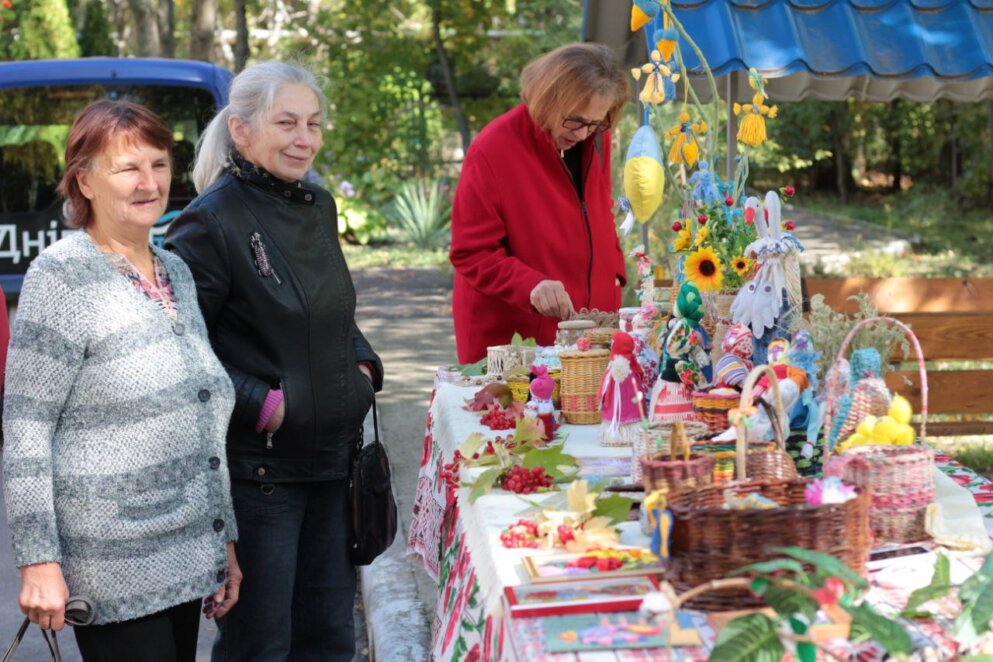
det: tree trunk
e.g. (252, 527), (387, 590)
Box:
(190, 0), (217, 62)
(158, 0), (175, 58)
(830, 106), (849, 204)
(128, 0), (161, 56)
(431, 0), (471, 153)
(886, 99), (902, 192)
(108, 0), (130, 55)
(988, 101), (993, 202)
(233, 0), (249, 73)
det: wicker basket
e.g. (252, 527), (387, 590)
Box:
(666, 370), (871, 610)
(558, 348), (609, 425)
(486, 345), (537, 377)
(582, 327), (616, 349)
(631, 419), (709, 484)
(570, 308), (620, 329)
(507, 375), (531, 404)
(823, 316), (934, 544)
(549, 369), (561, 409)
(692, 387), (739, 436)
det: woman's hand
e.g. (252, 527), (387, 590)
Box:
(204, 543), (242, 620)
(264, 400), (285, 433)
(530, 280), (575, 319)
(19, 562), (69, 631)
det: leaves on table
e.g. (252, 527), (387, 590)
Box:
(844, 601), (914, 655)
(709, 613), (784, 662)
(900, 553), (952, 618)
(592, 493), (637, 526)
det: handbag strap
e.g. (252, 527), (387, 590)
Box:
(1, 596), (95, 662)
(355, 394), (381, 457)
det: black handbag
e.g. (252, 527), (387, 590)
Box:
(349, 397), (398, 566)
(2, 596), (95, 662)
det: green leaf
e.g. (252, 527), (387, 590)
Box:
(455, 358), (487, 376)
(773, 547), (868, 591)
(954, 576), (993, 645)
(900, 583), (952, 618)
(933, 552), (951, 586)
(959, 554), (993, 603)
(510, 333), (537, 347)
(842, 602), (913, 655)
(731, 558), (807, 578)
(750, 577), (770, 596)
(763, 584), (818, 620)
(521, 446), (578, 481)
(959, 656), (993, 662)
(592, 494), (636, 525)
(709, 613), (785, 662)
(467, 467), (503, 503)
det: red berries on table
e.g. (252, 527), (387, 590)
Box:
(500, 465), (553, 494)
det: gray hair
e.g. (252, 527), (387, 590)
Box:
(192, 61), (327, 193)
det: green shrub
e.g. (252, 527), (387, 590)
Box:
(387, 179), (453, 250)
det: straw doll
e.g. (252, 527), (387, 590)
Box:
(649, 282), (712, 424)
(598, 332), (646, 447)
(530, 364), (558, 441)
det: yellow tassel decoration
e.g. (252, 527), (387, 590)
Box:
(735, 92), (778, 147)
(664, 111), (707, 167)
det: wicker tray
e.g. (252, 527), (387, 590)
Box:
(558, 348), (609, 425)
(692, 387), (739, 436)
(823, 317), (934, 544)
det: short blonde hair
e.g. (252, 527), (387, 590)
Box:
(520, 43), (630, 132)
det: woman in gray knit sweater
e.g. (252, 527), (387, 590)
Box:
(2, 101), (241, 660)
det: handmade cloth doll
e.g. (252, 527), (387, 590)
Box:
(599, 332), (646, 447)
(629, 306), (661, 395)
(649, 282), (712, 424)
(827, 347), (892, 451)
(730, 191), (804, 365)
(713, 323), (753, 390)
(530, 364), (558, 440)
(688, 160), (721, 205)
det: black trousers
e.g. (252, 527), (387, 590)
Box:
(73, 600), (201, 662)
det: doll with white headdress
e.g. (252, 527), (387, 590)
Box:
(730, 191), (804, 365)
(599, 332), (646, 447)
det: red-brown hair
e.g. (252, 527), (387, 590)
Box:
(58, 100), (173, 229)
(520, 43), (630, 133)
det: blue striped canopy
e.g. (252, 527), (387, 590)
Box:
(583, 0), (993, 101)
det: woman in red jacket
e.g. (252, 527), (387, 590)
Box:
(450, 43), (630, 363)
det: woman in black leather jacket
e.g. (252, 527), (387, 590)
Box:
(165, 61), (383, 662)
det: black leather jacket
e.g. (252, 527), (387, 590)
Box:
(165, 167), (383, 482)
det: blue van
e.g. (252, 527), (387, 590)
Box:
(0, 57), (232, 294)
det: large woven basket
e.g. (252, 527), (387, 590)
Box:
(639, 433), (716, 497)
(823, 317), (934, 544)
(631, 419), (709, 484)
(666, 368), (871, 610)
(558, 348), (609, 425)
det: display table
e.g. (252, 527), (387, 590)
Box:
(406, 381), (993, 661)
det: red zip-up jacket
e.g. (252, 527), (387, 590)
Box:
(450, 104), (627, 363)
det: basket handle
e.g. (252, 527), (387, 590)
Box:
(732, 365), (789, 481)
(668, 420), (691, 462)
(822, 316), (927, 443)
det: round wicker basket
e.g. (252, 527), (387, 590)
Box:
(558, 348), (609, 425)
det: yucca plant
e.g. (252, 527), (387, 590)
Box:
(388, 179), (452, 250)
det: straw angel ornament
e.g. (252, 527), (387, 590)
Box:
(664, 111), (707, 167)
(733, 69), (778, 147)
(631, 49), (680, 105)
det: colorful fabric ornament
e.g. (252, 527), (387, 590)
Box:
(715, 353), (750, 388)
(675, 280), (704, 324)
(688, 160), (721, 204)
(631, 0), (661, 32)
(621, 125), (666, 235)
(631, 49), (680, 105)
(829, 348), (893, 450)
(664, 110), (706, 167)
(721, 323), (753, 359)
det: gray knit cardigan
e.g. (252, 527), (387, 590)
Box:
(2, 231), (237, 625)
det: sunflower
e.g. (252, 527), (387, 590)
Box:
(673, 227), (692, 252)
(683, 246), (724, 292)
(731, 255), (754, 278)
(694, 226), (709, 246)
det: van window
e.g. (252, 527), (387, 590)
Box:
(0, 84), (216, 273)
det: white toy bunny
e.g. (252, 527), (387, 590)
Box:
(730, 191), (804, 365)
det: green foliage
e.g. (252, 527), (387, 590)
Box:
(954, 554), (993, 645)
(387, 179), (453, 249)
(78, 0), (115, 57)
(709, 613), (784, 662)
(591, 494), (635, 525)
(844, 602), (914, 655)
(799, 293), (911, 377)
(0, 0), (80, 60)
(521, 445), (578, 482)
(771, 546), (868, 591)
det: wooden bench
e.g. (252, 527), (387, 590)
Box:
(805, 277), (993, 437)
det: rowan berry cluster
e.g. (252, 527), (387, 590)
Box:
(480, 404), (519, 430)
(500, 465), (553, 494)
(498, 519), (539, 548)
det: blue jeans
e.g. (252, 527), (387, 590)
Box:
(212, 479), (355, 661)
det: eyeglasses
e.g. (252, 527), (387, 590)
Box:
(561, 116), (611, 135)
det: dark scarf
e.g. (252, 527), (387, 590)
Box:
(224, 151), (316, 205)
